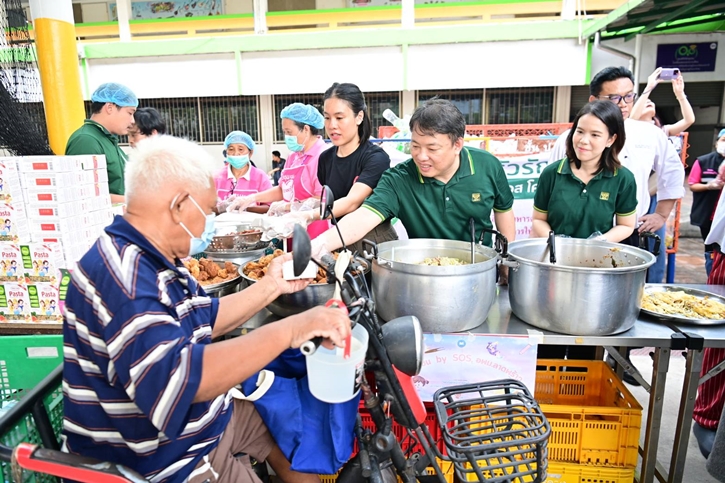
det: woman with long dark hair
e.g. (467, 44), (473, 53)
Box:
(289, 82), (397, 250)
(532, 100), (637, 242)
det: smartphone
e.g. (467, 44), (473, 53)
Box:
(658, 68), (680, 81)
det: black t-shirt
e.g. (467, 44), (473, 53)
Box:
(691, 151), (724, 226)
(317, 141), (391, 201)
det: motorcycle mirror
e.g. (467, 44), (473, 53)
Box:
(381, 315), (425, 377)
(320, 185), (335, 221)
(292, 224), (312, 276)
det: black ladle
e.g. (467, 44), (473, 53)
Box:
(547, 230), (557, 264)
(469, 217), (476, 264)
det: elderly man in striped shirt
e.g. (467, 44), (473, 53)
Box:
(61, 135), (350, 483)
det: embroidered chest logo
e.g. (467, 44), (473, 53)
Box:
(600, 192), (610, 201)
(471, 193), (481, 202)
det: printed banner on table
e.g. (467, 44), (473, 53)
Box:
(110, 0), (224, 21)
(414, 333), (538, 402)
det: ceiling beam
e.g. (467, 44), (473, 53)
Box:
(624, 0), (713, 40)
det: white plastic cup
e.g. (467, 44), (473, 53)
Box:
(306, 324), (369, 403)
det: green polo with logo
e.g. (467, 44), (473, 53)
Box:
(65, 119), (128, 195)
(534, 158), (638, 239)
(362, 147), (513, 246)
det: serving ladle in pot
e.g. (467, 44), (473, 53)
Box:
(469, 217), (476, 264)
(540, 230), (557, 264)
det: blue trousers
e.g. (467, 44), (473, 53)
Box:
(646, 195), (666, 283)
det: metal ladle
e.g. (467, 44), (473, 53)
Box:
(469, 217), (476, 264)
(540, 230), (557, 264)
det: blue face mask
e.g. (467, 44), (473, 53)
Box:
(285, 134), (305, 152)
(227, 155), (250, 169)
(176, 194), (216, 256)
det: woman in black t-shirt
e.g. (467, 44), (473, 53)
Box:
(315, 83), (398, 253)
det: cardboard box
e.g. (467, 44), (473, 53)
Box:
(28, 214), (92, 234)
(0, 160), (23, 204)
(0, 281), (31, 323)
(16, 155), (107, 172)
(19, 243), (65, 284)
(0, 242), (22, 282)
(27, 282), (62, 323)
(0, 203), (29, 242)
(21, 169), (109, 188)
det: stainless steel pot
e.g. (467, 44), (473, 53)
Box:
(239, 257), (370, 317)
(369, 239), (501, 333)
(505, 237), (656, 336)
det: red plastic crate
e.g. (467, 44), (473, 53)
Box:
(354, 402), (445, 456)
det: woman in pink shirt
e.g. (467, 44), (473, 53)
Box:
(214, 131), (272, 213)
(229, 104), (329, 236)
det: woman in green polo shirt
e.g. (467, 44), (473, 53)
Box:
(533, 100), (637, 242)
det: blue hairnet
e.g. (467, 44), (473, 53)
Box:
(91, 83), (138, 108)
(224, 131), (255, 151)
(719, 128), (725, 139)
(280, 103), (324, 130)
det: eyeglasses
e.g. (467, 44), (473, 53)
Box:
(598, 92), (637, 104)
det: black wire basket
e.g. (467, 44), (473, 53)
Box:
(433, 379), (551, 483)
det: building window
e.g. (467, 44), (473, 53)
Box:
(200, 96), (260, 143)
(418, 90), (483, 125)
(365, 91), (401, 138)
(486, 87), (554, 124)
(273, 93), (324, 142)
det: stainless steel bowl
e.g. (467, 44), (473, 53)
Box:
(199, 262), (243, 298)
(239, 257), (370, 317)
(208, 226), (263, 252)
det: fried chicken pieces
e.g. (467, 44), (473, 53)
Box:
(183, 258), (237, 286)
(242, 249), (331, 284)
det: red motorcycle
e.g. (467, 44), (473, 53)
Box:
(0, 187), (551, 483)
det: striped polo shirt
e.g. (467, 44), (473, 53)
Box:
(61, 216), (231, 483)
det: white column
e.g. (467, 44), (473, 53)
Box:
(401, 90), (416, 117)
(553, 86), (571, 123)
(720, 88), (725, 125)
(401, 0), (414, 28)
(560, 0), (576, 20)
(259, 95), (275, 171)
(254, 0), (268, 34)
(116, 0), (131, 41)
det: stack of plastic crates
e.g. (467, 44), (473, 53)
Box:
(434, 379), (551, 483)
(534, 360), (643, 483)
(0, 335), (64, 483)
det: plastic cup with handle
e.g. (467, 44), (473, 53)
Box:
(306, 324), (369, 403)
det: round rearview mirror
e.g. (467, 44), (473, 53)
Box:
(320, 185), (335, 221)
(292, 224), (312, 276)
(381, 315), (424, 377)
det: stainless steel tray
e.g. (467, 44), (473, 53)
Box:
(640, 284), (725, 326)
(204, 240), (271, 256)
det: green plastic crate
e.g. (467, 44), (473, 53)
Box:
(0, 335), (64, 483)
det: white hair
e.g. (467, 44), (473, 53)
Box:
(125, 135), (214, 201)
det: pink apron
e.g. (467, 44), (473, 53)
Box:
(218, 186), (258, 200)
(279, 161), (329, 239)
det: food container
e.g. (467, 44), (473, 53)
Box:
(505, 238), (655, 336)
(368, 239), (502, 333)
(197, 262), (243, 298)
(208, 226), (263, 252)
(239, 257), (370, 317)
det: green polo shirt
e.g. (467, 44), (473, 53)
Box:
(362, 147), (513, 246)
(533, 158), (638, 239)
(65, 119), (128, 195)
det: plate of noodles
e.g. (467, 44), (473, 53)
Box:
(640, 285), (725, 325)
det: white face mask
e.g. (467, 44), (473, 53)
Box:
(717, 141), (725, 156)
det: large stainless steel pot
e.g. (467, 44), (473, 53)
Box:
(239, 257), (370, 317)
(369, 239), (501, 333)
(505, 237), (656, 336)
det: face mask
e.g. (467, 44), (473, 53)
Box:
(174, 194), (216, 256)
(285, 135), (305, 152)
(227, 155), (250, 169)
(717, 142), (725, 156)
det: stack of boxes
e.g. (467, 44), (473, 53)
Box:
(0, 155), (114, 325)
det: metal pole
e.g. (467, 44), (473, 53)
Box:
(28, 0), (85, 155)
(641, 347), (670, 483)
(401, 0), (414, 28)
(254, 0), (268, 34)
(668, 349), (705, 483)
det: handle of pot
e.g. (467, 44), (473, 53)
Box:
(548, 230), (557, 264)
(479, 228), (509, 258)
(639, 231), (661, 257)
(362, 239), (378, 260)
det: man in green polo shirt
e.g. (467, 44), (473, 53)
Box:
(66, 83), (138, 204)
(311, 99), (515, 272)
